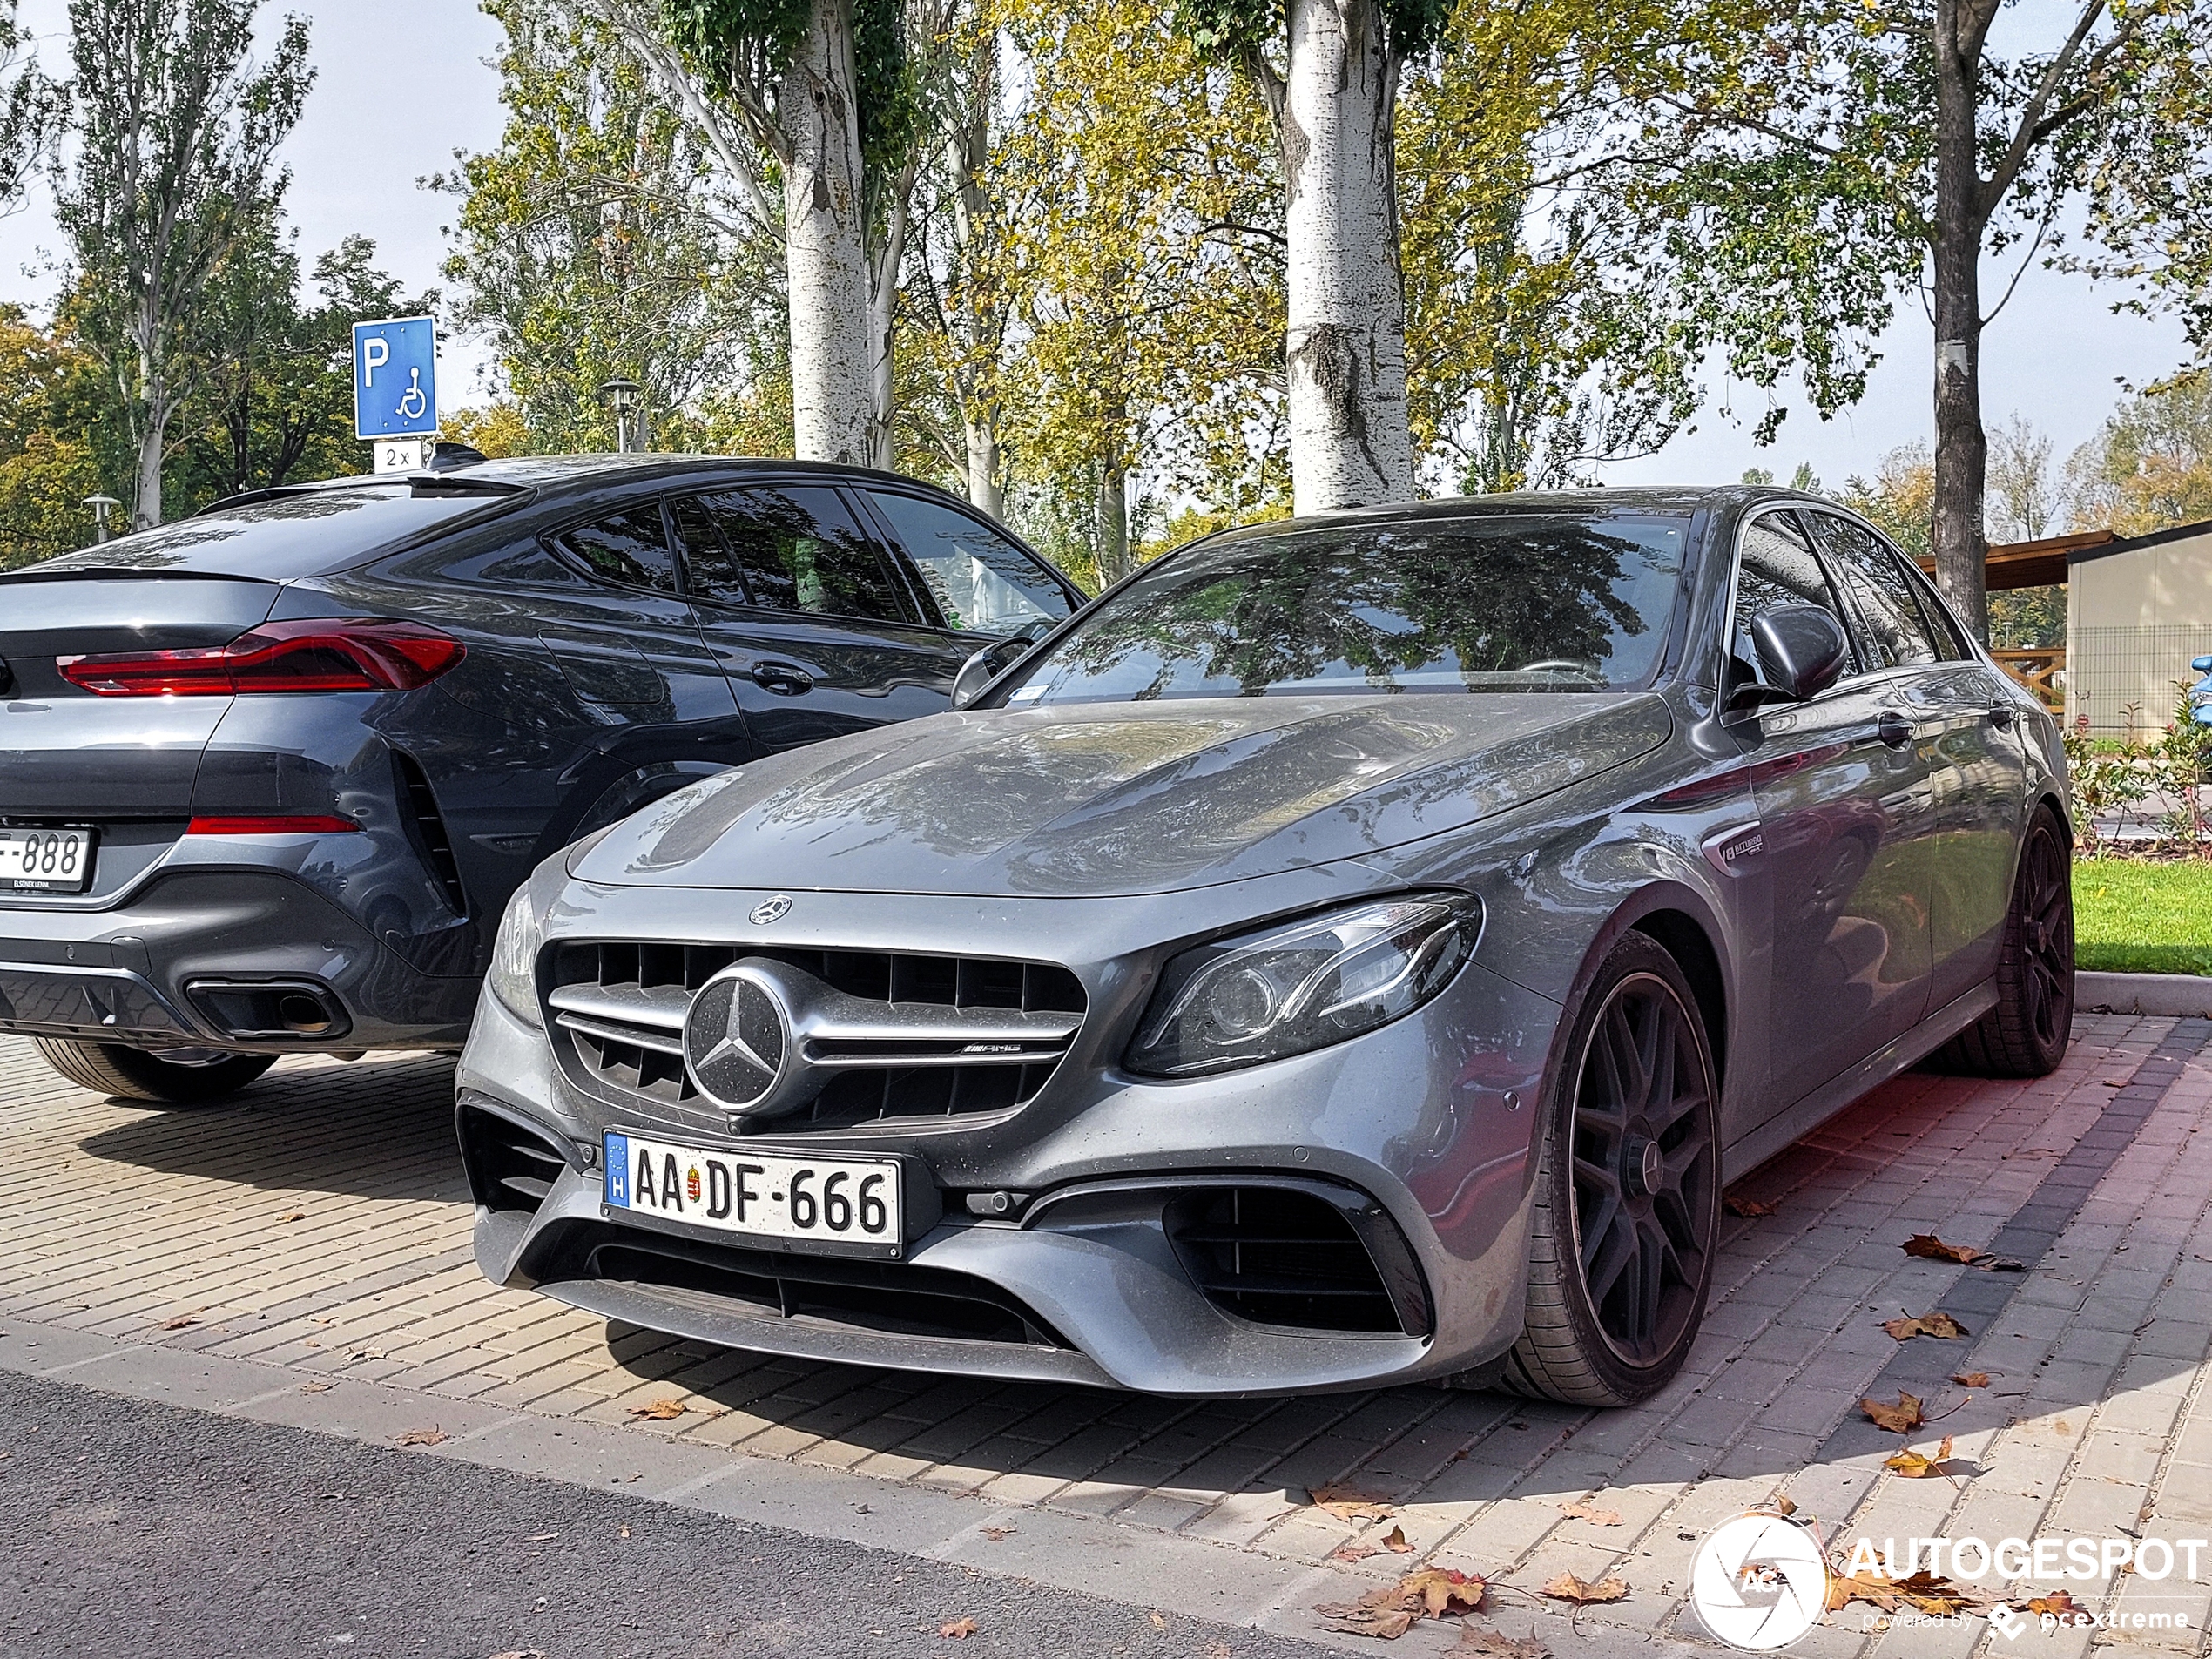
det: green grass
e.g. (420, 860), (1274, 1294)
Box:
(2074, 858), (2212, 976)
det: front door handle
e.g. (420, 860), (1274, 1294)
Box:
(750, 661), (814, 697)
(1988, 701), (2016, 730)
(1877, 711), (1912, 749)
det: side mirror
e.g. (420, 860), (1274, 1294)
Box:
(1737, 604), (1849, 708)
(949, 621), (1055, 711)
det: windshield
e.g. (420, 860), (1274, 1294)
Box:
(1001, 510), (1689, 706)
(20, 484), (516, 581)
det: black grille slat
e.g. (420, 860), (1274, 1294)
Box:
(395, 752), (468, 915)
(1164, 1188), (1407, 1335)
(549, 941), (1085, 1130)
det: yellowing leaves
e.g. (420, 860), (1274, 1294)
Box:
(1860, 1392), (1926, 1433)
(1539, 1573), (1627, 1605)
(1308, 1484), (1397, 1521)
(1881, 1436), (1954, 1477)
(626, 1398), (686, 1422)
(939, 1615), (978, 1639)
(1558, 1500), (1623, 1526)
(1901, 1234), (2024, 1271)
(1829, 1570), (1985, 1615)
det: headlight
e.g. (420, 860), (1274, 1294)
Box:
(1126, 892), (1481, 1078)
(488, 883), (546, 1028)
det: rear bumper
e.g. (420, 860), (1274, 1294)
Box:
(0, 867), (477, 1052)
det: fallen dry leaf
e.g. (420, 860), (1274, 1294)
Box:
(1971, 1255), (2025, 1272)
(1882, 1436), (1955, 1478)
(1883, 1311), (1969, 1341)
(158, 1314), (198, 1331)
(1309, 1484), (1398, 1521)
(1332, 1540), (1385, 1563)
(279, 1211), (306, 1222)
(1149, 1613), (1165, 1630)
(617, 1525), (631, 1539)
(1859, 1392), (1926, 1433)
(1770, 1496), (1797, 1516)
(2025, 1590), (2088, 1622)
(1724, 1197), (1779, 1218)
(1381, 1524), (1413, 1554)
(1458, 1629), (1549, 1658)
(979, 1526), (1016, 1541)
(393, 1426), (448, 1447)
(626, 1398), (686, 1421)
(939, 1616), (978, 1639)
(1952, 1372), (1990, 1388)
(1317, 1568), (1487, 1638)
(1559, 1501), (1624, 1526)
(1828, 1569), (1985, 1615)
(299, 1380), (332, 1394)
(1540, 1573), (1627, 1605)
(1902, 1233), (1981, 1264)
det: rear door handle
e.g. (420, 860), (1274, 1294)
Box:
(750, 661), (814, 697)
(1877, 711), (1912, 749)
(1988, 701), (2015, 730)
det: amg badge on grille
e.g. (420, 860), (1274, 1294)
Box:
(683, 967), (792, 1112)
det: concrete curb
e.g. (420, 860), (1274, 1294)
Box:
(2077, 970), (2212, 1016)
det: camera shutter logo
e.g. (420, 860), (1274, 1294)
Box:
(1691, 1512), (1831, 1650)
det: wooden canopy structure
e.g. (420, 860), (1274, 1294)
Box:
(1912, 529), (2114, 591)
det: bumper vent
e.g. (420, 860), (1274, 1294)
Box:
(460, 1105), (569, 1217)
(395, 752), (467, 916)
(575, 1231), (1069, 1348)
(546, 941), (1085, 1132)
(1164, 1184), (1432, 1337)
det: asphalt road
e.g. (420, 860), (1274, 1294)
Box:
(0, 1371), (1335, 1659)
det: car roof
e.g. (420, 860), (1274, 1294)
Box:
(1242, 484), (1828, 529)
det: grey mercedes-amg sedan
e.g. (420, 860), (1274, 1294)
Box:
(455, 487), (2071, 1406)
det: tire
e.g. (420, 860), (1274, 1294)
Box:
(1499, 932), (1723, 1406)
(1924, 805), (2074, 1079)
(32, 1038), (276, 1104)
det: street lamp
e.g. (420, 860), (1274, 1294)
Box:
(598, 377), (642, 455)
(83, 495), (121, 543)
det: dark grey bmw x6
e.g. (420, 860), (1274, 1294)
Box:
(0, 456), (1077, 1103)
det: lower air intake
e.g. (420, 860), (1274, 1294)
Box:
(1164, 1184), (1431, 1337)
(459, 1105), (569, 1217)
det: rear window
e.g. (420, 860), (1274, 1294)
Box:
(21, 485), (516, 581)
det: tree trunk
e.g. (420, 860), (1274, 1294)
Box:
(1279, 0), (1413, 515)
(964, 418), (1004, 518)
(780, 0), (873, 467)
(133, 417), (165, 529)
(1930, 0), (1990, 643)
(1097, 464), (1130, 587)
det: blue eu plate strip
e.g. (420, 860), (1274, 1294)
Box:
(604, 1132), (631, 1207)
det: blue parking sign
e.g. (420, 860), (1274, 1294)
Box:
(353, 316), (439, 439)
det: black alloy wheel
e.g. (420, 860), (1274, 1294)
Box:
(1501, 931), (1721, 1406)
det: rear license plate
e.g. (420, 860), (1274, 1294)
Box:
(604, 1132), (903, 1254)
(0, 827), (94, 893)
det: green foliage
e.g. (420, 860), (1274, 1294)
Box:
(663, 0), (812, 89)
(0, 305), (108, 567)
(667, 0), (920, 176)
(2067, 380), (2212, 536)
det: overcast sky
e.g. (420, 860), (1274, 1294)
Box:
(0, 0), (2195, 496)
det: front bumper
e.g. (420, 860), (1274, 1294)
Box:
(455, 881), (1564, 1397)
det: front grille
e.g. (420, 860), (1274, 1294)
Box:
(577, 1232), (1069, 1347)
(1165, 1186), (1420, 1335)
(547, 941), (1086, 1131)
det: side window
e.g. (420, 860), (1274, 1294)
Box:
(1731, 512), (1856, 685)
(551, 506), (678, 594)
(1810, 515), (1941, 670)
(696, 486), (915, 624)
(1900, 563), (1972, 660)
(668, 494), (745, 604)
(867, 489), (1074, 635)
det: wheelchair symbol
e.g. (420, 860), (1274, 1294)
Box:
(395, 368), (428, 422)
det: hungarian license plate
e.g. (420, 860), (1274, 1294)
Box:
(0, 827), (94, 893)
(604, 1132), (902, 1253)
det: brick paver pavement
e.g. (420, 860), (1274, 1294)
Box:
(5, 1015), (2211, 1656)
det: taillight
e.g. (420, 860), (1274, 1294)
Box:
(187, 815), (364, 835)
(58, 618), (465, 697)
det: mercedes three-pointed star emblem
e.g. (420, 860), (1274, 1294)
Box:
(682, 966), (791, 1112)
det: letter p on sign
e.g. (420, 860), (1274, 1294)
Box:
(361, 337), (388, 385)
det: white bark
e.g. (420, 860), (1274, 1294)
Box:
(963, 418), (1003, 517)
(1280, 0), (1413, 514)
(1097, 465), (1130, 585)
(780, 0), (873, 466)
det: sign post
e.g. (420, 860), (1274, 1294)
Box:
(353, 316), (439, 472)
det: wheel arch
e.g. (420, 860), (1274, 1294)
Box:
(1545, 881), (1736, 1096)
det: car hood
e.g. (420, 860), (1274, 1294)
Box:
(570, 693), (1673, 900)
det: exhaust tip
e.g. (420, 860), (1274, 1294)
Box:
(185, 980), (352, 1044)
